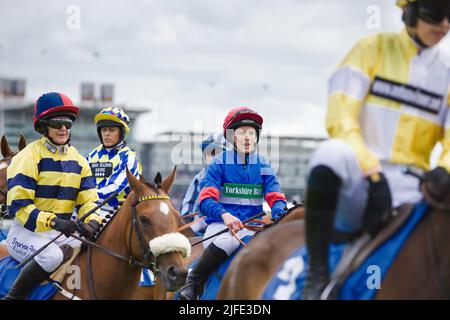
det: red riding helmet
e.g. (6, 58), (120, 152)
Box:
(222, 107), (263, 141)
(33, 92), (79, 134)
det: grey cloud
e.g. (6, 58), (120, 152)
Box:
(0, 0), (448, 142)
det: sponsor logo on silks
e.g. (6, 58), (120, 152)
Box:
(90, 162), (113, 178)
(370, 76), (444, 115)
(222, 183), (263, 199)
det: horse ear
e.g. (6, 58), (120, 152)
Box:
(1, 135), (13, 158)
(154, 172), (162, 186)
(161, 166), (177, 194)
(126, 167), (141, 192)
(18, 134), (27, 151)
(139, 174), (147, 184)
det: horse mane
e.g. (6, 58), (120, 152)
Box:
(94, 181), (165, 240)
(144, 182), (160, 194)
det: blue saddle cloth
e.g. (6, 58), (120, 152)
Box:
(262, 201), (429, 300)
(0, 228), (8, 242)
(174, 235), (252, 300)
(0, 256), (57, 300)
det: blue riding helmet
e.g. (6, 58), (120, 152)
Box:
(200, 133), (227, 155)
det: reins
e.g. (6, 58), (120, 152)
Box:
(84, 193), (179, 300)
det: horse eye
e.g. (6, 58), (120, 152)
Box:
(139, 215), (151, 226)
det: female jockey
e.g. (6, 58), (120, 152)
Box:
(3, 92), (103, 300)
(179, 107), (288, 300)
(86, 107), (142, 219)
(302, 0), (450, 299)
(180, 132), (226, 235)
(86, 107), (152, 287)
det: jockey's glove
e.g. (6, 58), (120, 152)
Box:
(271, 209), (288, 221)
(50, 217), (78, 237)
(78, 220), (101, 241)
(364, 172), (392, 236)
(422, 166), (450, 202)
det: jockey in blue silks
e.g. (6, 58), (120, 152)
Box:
(179, 106), (288, 300)
(180, 132), (226, 236)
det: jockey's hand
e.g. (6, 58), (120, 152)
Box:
(50, 217), (78, 237)
(78, 220), (101, 241)
(422, 166), (450, 201)
(221, 212), (244, 233)
(262, 214), (273, 225)
(271, 209), (288, 222)
(364, 172), (392, 236)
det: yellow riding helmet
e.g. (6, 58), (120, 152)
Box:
(396, 0), (415, 7)
(397, 0), (449, 7)
(94, 107), (130, 133)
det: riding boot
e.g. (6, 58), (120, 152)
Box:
(2, 259), (52, 300)
(179, 243), (228, 300)
(302, 165), (342, 300)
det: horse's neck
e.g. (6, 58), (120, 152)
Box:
(87, 201), (141, 299)
(429, 210), (450, 268)
(97, 204), (131, 255)
(378, 208), (450, 299)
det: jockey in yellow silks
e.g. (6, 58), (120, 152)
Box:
(3, 92), (102, 300)
(302, 0), (450, 299)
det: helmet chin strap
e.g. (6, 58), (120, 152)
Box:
(103, 140), (126, 150)
(413, 33), (429, 49)
(407, 26), (429, 49)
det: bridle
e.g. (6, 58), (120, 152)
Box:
(84, 192), (190, 300)
(0, 157), (13, 216)
(128, 194), (174, 272)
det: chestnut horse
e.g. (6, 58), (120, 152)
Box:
(182, 204), (305, 300)
(217, 207), (305, 300)
(0, 134), (27, 253)
(0, 134), (27, 209)
(1, 167), (191, 299)
(218, 201), (450, 299)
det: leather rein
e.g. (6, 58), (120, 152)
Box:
(84, 194), (172, 300)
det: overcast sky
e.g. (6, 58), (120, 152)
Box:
(1, 0), (450, 142)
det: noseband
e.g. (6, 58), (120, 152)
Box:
(129, 194), (174, 273)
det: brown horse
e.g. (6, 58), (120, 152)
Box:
(218, 202), (450, 299)
(1, 167), (191, 299)
(217, 206), (305, 300)
(0, 134), (27, 208)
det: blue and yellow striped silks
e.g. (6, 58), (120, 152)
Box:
(86, 142), (142, 209)
(7, 137), (102, 232)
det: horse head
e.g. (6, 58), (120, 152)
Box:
(126, 166), (190, 291)
(0, 134), (27, 208)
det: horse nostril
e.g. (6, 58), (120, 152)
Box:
(168, 266), (187, 282)
(167, 266), (178, 281)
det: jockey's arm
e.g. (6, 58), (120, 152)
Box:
(198, 161), (229, 221)
(261, 162), (287, 219)
(6, 152), (57, 232)
(437, 94), (450, 172)
(180, 174), (200, 216)
(96, 152), (140, 201)
(76, 159), (103, 224)
(326, 35), (382, 175)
